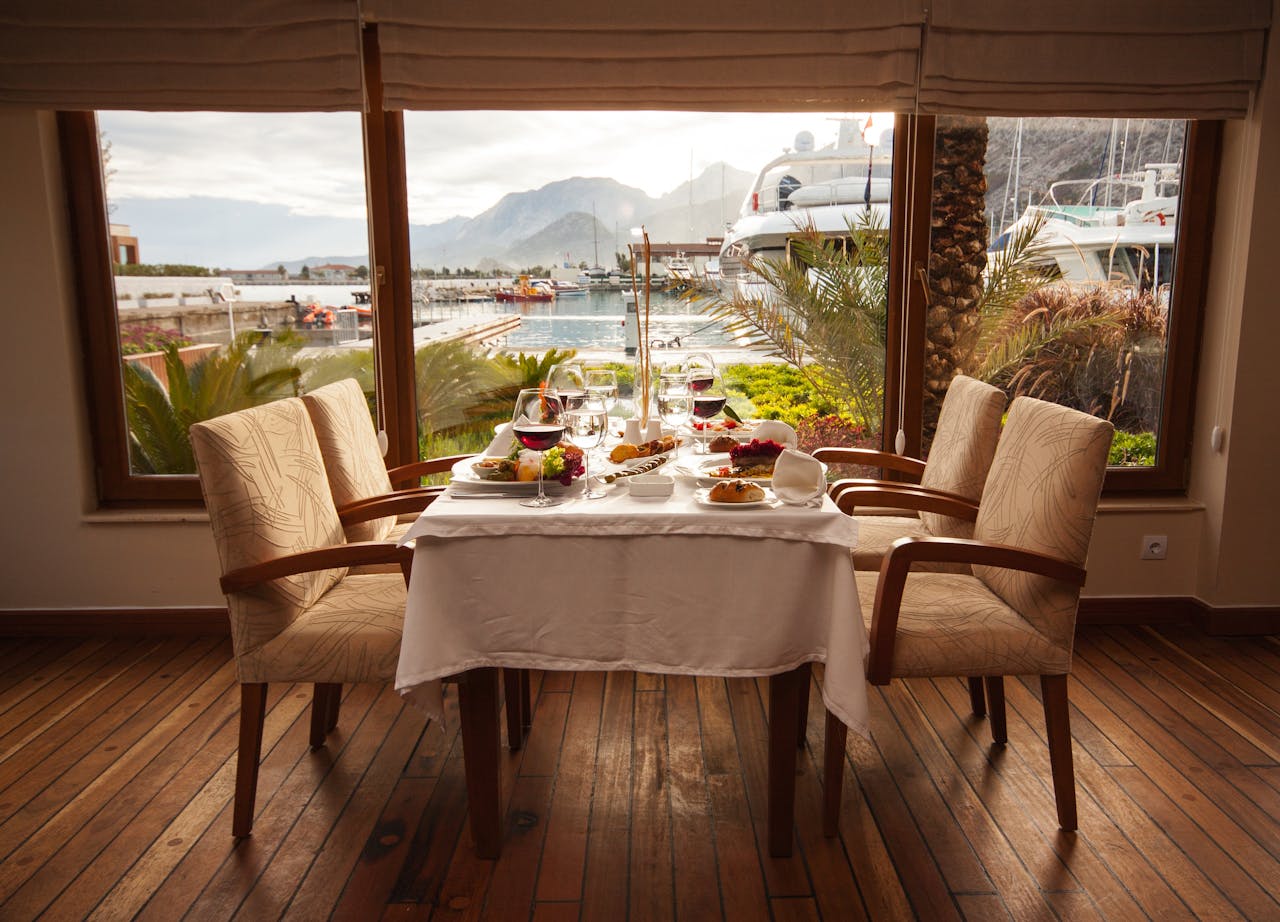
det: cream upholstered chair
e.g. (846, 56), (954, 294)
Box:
(301, 378), (466, 544)
(191, 397), (414, 838)
(301, 378), (533, 751)
(814, 375), (1006, 572)
(823, 396), (1113, 835)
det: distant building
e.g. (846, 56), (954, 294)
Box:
(109, 223), (139, 265)
(227, 267), (288, 282)
(310, 263), (358, 280)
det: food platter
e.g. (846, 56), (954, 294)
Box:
(674, 457), (775, 487)
(448, 455), (579, 494)
(694, 487), (777, 509)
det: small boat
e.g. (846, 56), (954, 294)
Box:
(495, 275), (556, 302)
(550, 279), (588, 296)
(666, 253), (698, 286)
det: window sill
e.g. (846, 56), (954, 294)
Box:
(1097, 496), (1204, 514)
(84, 508), (210, 524)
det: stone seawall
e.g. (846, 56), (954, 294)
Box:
(117, 301), (299, 343)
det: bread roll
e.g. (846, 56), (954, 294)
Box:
(708, 479), (766, 503)
(708, 435), (738, 453)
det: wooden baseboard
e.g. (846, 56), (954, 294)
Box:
(1, 599), (1275, 638)
(0, 607), (229, 636)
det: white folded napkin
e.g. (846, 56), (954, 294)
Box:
(771, 449), (827, 505)
(485, 422), (514, 457)
(751, 419), (797, 448)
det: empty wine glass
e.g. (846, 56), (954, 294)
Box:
(511, 388), (565, 508)
(547, 363), (586, 410)
(690, 373), (728, 454)
(566, 394), (609, 499)
(656, 373), (692, 433)
(584, 368), (619, 415)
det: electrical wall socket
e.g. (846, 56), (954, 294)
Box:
(1141, 535), (1168, 560)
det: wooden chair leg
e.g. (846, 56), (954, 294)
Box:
(967, 676), (987, 717)
(1041, 674), (1078, 831)
(325, 683), (342, 733)
(310, 683), (339, 748)
(503, 668), (524, 751)
(984, 676), (1007, 744)
(823, 710), (848, 838)
(767, 665), (804, 857)
(520, 669), (533, 735)
(459, 668), (503, 859)
(796, 665), (811, 749)
(233, 683), (268, 838)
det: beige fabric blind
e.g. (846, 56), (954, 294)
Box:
(0, 1), (362, 111)
(364, 0), (925, 111)
(919, 0), (1271, 118)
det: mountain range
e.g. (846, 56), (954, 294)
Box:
(112, 163), (754, 273)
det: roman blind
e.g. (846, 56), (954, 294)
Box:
(0, 0), (362, 111)
(918, 0), (1271, 119)
(362, 0), (925, 112)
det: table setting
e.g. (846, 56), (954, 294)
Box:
(393, 356), (870, 858)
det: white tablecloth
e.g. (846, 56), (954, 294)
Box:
(395, 467), (870, 738)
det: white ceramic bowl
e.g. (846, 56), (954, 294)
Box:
(627, 474), (676, 497)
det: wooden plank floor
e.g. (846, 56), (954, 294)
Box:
(1, 625), (1278, 920)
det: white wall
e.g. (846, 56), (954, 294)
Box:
(1, 93), (1277, 614)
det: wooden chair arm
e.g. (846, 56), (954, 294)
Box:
(811, 447), (925, 481)
(866, 537), (1086, 685)
(338, 488), (443, 526)
(220, 541), (413, 594)
(834, 484), (978, 521)
(387, 455), (472, 487)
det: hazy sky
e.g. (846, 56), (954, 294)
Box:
(100, 110), (872, 225)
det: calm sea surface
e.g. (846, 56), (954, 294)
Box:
(234, 284), (735, 351)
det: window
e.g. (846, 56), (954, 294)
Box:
(61, 110), (374, 502)
(63, 103), (1217, 504)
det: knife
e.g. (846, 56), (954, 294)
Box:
(599, 455), (669, 483)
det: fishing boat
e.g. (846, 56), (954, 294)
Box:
(495, 275), (556, 302)
(994, 163), (1178, 296)
(719, 119), (893, 295)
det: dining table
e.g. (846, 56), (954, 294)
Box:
(395, 442), (870, 859)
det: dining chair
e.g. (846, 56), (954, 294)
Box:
(813, 375), (1006, 573)
(823, 396), (1113, 835)
(190, 397), (418, 838)
(300, 378), (468, 544)
(302, 378), (534, 750)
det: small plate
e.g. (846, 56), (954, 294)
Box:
(681, 457), (774, 487)
(694, 487), (777, 509)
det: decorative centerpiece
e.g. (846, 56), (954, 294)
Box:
(628, 228), (655, 429)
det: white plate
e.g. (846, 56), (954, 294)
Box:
(450, 455), (577, 493)
(680, 457), (775, 487)
(694, 487), (777, 509)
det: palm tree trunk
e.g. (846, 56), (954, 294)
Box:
(923, 116), (989, 448)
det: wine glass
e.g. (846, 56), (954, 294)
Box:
(584, 368), (619, 415)
(656, 373), (692, 434)
(690, 373), (728, 454)
(683, 352), (717, 394)
(566, 394), (609, 499)
(511, 388), (566, 508)
(547, 363), (586, 410)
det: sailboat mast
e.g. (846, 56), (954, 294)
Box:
(592, 201), (599, 265)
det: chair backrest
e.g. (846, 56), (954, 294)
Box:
(190, 398), (347, 658)
(973, 397), (1114, 651)
(301, 379), (396, 543)
(917, 375), (1006, 539)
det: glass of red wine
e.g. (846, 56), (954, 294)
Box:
(511, 388), (566, 508)
(690, 372), (728, 454)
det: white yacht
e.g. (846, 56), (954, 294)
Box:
(995, 164), (1179, 296)
(718, 119), (893, 295)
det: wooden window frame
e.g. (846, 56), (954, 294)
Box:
(60, 99), (1219, 505)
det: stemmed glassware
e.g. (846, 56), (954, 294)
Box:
(656, 372), (692, 433)
(546, 363), (586, 410)
(584, 368), (619, 416)
(566, 394), (609, 499)
(511, 388), (566, 508)
(683, 353), (717, 395)
(690, 372), (728, 454)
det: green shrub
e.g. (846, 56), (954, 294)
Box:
(1109, 430), (1157, 467)
(119, 325), (193, 355)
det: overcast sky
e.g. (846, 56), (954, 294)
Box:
(100, 110), (868, 225)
